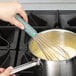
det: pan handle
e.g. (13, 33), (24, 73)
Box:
(10, 59), (40, 75)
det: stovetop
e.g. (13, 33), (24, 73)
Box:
(0, 10), (76, 76)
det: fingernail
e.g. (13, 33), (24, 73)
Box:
(8, 66), (13, 70)
(12, 74), (16, 76)
(21, 26), (24, 30)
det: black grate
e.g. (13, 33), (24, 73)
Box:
(59, 10), (76, 28)
(0, 26), (19, 49)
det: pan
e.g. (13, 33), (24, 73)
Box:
(10, 15), (76, 76)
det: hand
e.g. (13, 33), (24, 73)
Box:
(0, 66), (15, 76)
(0, 1), (28, 29)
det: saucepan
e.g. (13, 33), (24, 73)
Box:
(29, 29), (76, 76)
(10, 15), (76, 76)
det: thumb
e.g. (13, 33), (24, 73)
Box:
(2, 66), (13, 76)
(0, 68), (4, 73)
(11, 17), (24, 30)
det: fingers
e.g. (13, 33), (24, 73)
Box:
(2, 66), (13, 76)
(17, 7), (28, 22)
(0, 67), (16, 76)
(0, 68), (4, 73)
(17, 5), (28, 22)
(11, 18), (24, 30)
(11, 74), (16, 76)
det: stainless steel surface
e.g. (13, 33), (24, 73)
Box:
(10, 59), (40, 75)
(41, 60), (73, 76)
(28, 29), (76, 76)
(34, 34), (69, 61)
(29, 29), (76, 61)
(1, 0), (76, 10)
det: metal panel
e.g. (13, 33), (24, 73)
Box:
(22, 3), (76, 10)
(0, 0), (12, 1)
(0, 0), (76, 10)
(19, 0), (76, 3)
(19, 0), (76, 10)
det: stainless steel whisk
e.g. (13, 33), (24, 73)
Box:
(34, 34), (69, 61)
(16, 15), (69, 61)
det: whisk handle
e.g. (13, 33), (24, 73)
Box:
(16, 14), (37, 38)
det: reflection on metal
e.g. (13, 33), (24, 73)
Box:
(29, 29), (76, 61)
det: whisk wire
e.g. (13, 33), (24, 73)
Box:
(40, 35), (70, 59)
(34, 34), (69, 60)
(42, 35), (70, 58)
(35, 37), (53, 60)
(35, 36), (61, 60)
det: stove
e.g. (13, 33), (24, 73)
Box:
(0, 10), (76, 76)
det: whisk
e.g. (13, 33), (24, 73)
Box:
(35, 35), (70, 60)
(16, 15), (70, 61)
